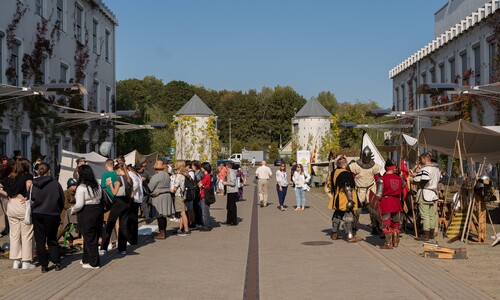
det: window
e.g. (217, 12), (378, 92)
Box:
(93, 19), (98, 54)
(449, 57), (456, 83)
(106, 86), (111, 112)
(56, 0), (64, 27)
(21, 133), (29, 160)
(0, 34), (3, 83)
(63, 138), (70, 151)
(90, 142), (97, 152)
(401, 84), (406, 111)
(429, 68), (436, 83)
(39, 56), (46, 85)
(105, 30), (110, 61)
(490, 42), (498, 82)
(473, 45), (481, 85)
(460, 51), (467, 77)
(421, 72), (427, 108)
(10, 43), (20, 86)
(0, 131), (7, 156)
(35, 0), (43, 17)
(60, 63), (68, 83)
(76, 4), (83, 42)
(394, 87), (399, 111)
(439, 63), (445, 83)
(92, 80), (99, 112)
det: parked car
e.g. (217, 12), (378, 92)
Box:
(274, 158), (285, 166)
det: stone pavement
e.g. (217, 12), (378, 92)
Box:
(1, 167), (494, 300)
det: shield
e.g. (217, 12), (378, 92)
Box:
(368, 190), (384, 228)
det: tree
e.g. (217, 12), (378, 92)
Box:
(268, 141), (280, 159)
(317, 91), (339, 115)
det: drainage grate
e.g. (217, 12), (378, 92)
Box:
(301, 241), (333, 246)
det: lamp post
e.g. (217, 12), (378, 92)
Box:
(229, 118), (232, 157)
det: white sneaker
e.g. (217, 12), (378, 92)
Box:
(22, 262), (36, 270)
(98, 250), (107, 256)
(80, 260), (83, 265)
(107, 243), (114, 251)
(82, 263), (100, 269)
(120, 251), (126, 255)
(12, 260), (21, 269)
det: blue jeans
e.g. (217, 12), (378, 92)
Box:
(200, 198), (212, 228)
(276, 185), (288, 206)
(295, 187), (306, 208)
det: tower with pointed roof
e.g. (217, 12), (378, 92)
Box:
(292, 99), (332, 160)
(173, 94), (218, 161)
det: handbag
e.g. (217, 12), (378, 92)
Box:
(101, 187), (115, 212)
(204, 187), (216, 205)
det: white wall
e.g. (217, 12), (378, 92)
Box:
(0, 0), (117, 163)
(294, 117), (331, 158)
(174, 116), (214, 161)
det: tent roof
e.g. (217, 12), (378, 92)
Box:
(418, 119), (500, 163)
(176, 94), (215, 116)
(294, 99), (332, 118)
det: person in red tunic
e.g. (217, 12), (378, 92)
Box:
(377, 159), (404, 249)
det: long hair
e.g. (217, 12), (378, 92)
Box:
(175, 160), (187, 176)
(201, 162), (212, 175)
(297, 164), (304, 175)
(8, 158), (31, 179)
(115, 163), (132, 186)
(77, 165), (99, 195)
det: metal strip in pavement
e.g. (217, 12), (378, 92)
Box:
(243, 186), (259, 300)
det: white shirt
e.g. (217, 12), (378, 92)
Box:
(129, 171), (143, 203)
(276, 170), (288, 187)
(292, 171), (311, 189)
(255, 165), (272, 179)
(72, 184), (101, 214)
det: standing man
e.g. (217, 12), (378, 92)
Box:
(73, 157), (87, 179)
(412, 152), (441, 242)
(348, 146), (382, 235)
(328, 156), (361, 243)
(222, 161), (238, 226)
(116, 155), (125, 166)
(377, 160), (404, 249)
(251, 157), (256, 168)
(255, 161), (272, 207)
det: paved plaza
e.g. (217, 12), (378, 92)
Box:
(1, 168), (498, 300)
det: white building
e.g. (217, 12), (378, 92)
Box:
(0, 0), (117, 163)
(389, 0), (499, 133)
(292, 99), (332, 160)
(173, 94), (217, 161)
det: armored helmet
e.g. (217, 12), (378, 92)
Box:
(361, 146), (373, 164)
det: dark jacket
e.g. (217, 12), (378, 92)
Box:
(31, 176), (65, 216)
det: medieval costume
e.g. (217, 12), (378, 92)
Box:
(377, 159), (404, 249)
(329, 159), (361, 243)
(348, 146), (382, 234)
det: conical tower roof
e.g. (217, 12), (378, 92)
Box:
(176, 94), (215, 116)
(294, 99), (332, 118)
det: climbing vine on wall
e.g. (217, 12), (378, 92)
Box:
(5, 1), (27, 85)
(21, 18), (54, 86)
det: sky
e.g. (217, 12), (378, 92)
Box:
(104, 0), (445, 109)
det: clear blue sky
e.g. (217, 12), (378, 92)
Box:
(104, 0), (444, 109)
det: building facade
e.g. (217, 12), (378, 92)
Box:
(0, 0), (117, 163)
(173, 95), (218, 162)
(390, 0), (499, 133)
(292, 99), (332, 160)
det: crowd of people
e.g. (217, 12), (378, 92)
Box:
(0, 152), (230, 272)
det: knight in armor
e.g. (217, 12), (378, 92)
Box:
(411, 152), (441, 242)
(328, 156), (362, 243)
(377, 159), (404, 249)
(348, 146), (382, 234)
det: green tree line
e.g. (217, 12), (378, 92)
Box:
(116, 76), (388, 157)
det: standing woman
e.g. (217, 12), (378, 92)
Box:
(148, 161), (173, 239)
(0, 159), (35, 270)
(198, 162), (213, 231)
(100, 164), (132, 255)
(172, 160), (190, 236)
(127, 164), (143, 245)
(31, 163), (65, 273)
(292, 164), (311, 211)
(276, 163), (288, 211)
(71, 165), (103, 269)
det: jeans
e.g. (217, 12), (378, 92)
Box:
(32, 213), (61, 267)
(295, 187), (306, 208)
(276, 185), (288, 206)
(200, 198), (212, 228)
(226, 193), (238, 225)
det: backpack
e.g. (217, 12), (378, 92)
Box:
(183, 174), (196, 202)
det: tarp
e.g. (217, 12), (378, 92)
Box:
(418, 119), (500, 163)
(58, 150), (108, 188)
(124, 150), (158, 177)
(361, 133), (385, 175)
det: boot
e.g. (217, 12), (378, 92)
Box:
(429, 229), (435, 242)
(154, 230), (166, 240)
(392, 231), (400, 247)
(380, 233), (393, 249)
(330, 232), (340, 240)
(371, 226), (379, 235)
(415, 230), (429, 241)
